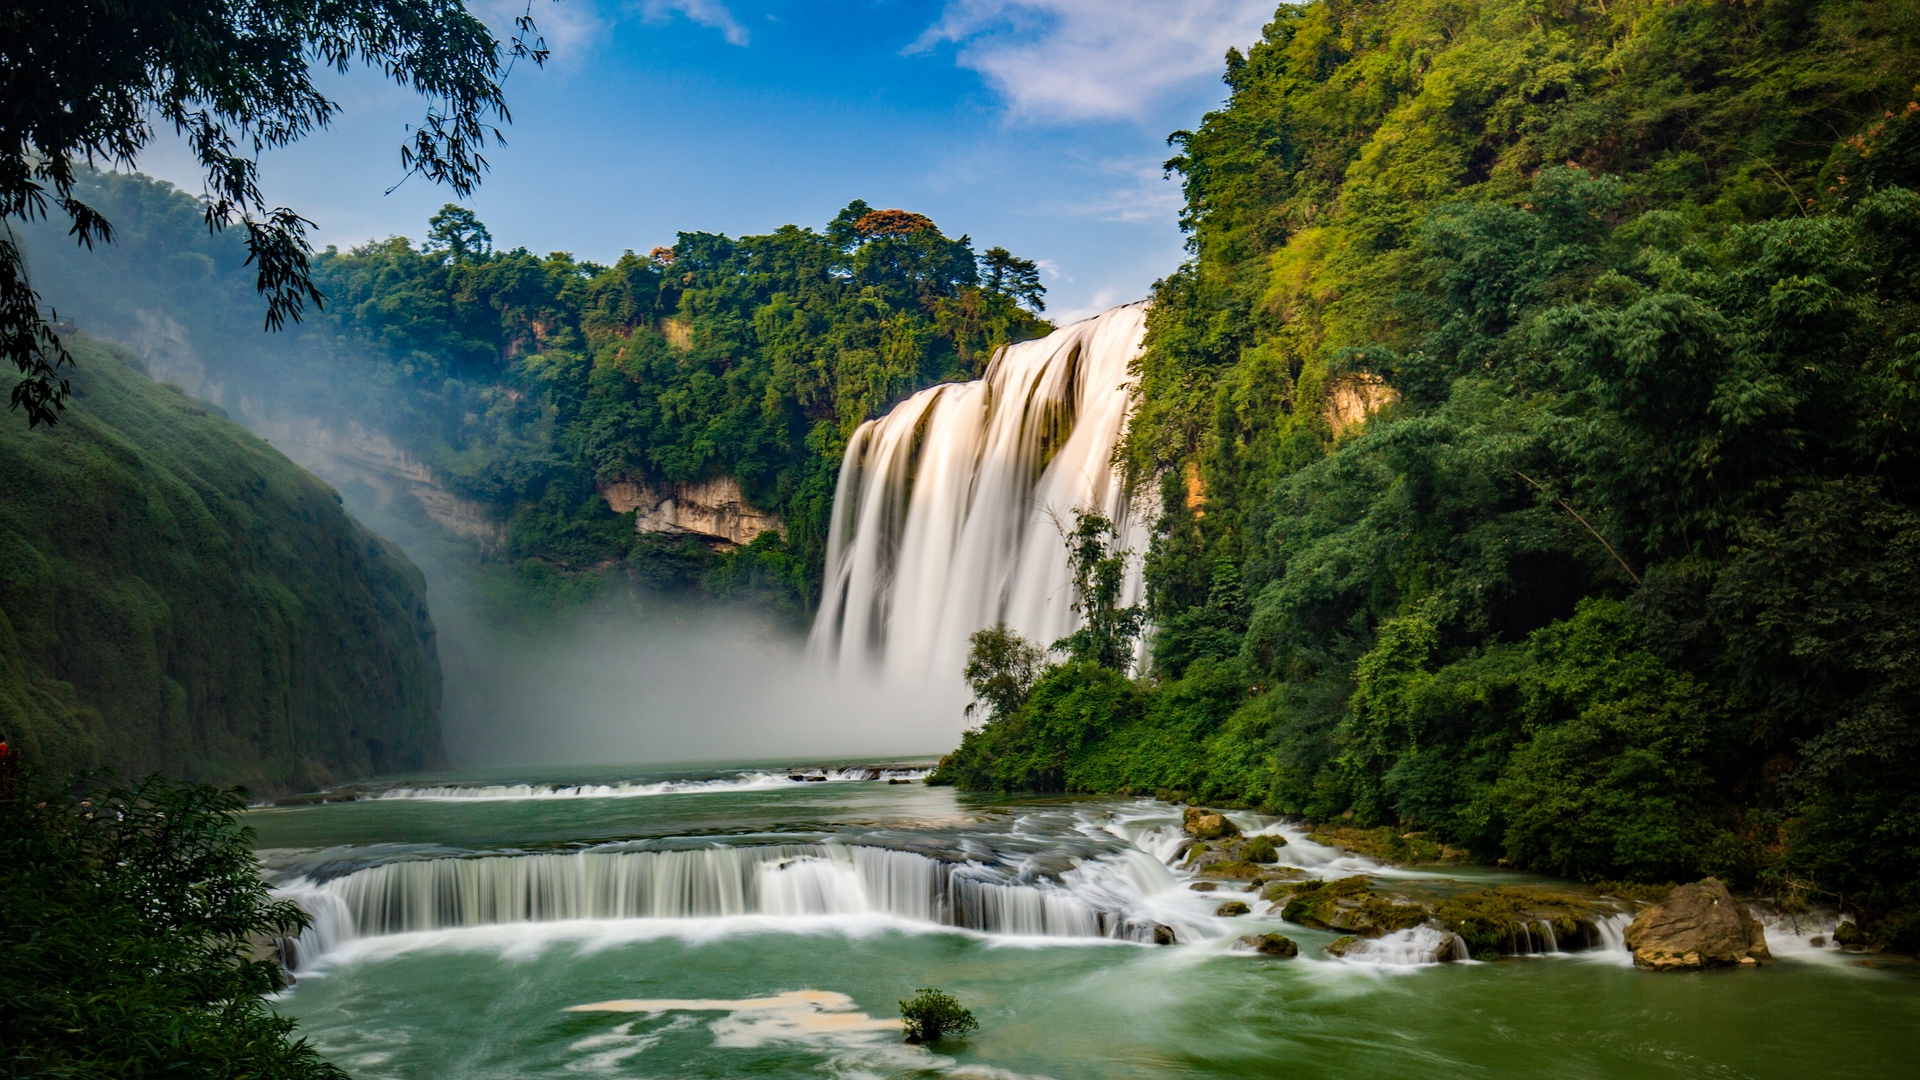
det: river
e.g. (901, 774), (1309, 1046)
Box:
(251, 762), (1919, 1079)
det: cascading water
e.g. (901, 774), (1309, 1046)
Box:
(808, 303), (1151, 681)
(272, 840), (1181, 967)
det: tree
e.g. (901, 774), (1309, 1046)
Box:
(0, 0), (550, 426)
(0, 772), (343, 1077)
(963, 624), (1046, 723)
(425, 203), (493, 262)
(980, 245), (1046, 311)
(898, 987), (978, 1044)
(1052, 511), (1145, 671)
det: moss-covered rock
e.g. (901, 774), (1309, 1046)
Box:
(1432, 887), (1608, 955)
(1242, 834), (1281, 863)
(1833, 920), (1867, 948)
(1277, 876), (1430, 936)
(1237, 932), (1299, 958)
(1307, 826), (1467, 865)
(1216, 900), (1252, 916)
(1183, 806), (1241, 840)
(1324, 935), (1361, 958)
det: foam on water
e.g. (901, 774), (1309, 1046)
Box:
(370, 767), (929, 802)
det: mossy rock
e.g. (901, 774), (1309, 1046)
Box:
(1307, 826), (1466, 865)
(1216, 900), (1252, 916)
(1242, 834), (1282, 863)
(1237, 932), (1299, 958)
(1833, 920), (1867, 948)
(1190, 881), (1219, 892)
(1279, 876), (1429, 937)
(1324, 935), (1361, 958)
(1183, 807), (1241, 841)
(1432, 887), (1605, 955)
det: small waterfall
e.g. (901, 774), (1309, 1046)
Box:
(809, 303), (1150, 681)
(276, 842), (1173, 967)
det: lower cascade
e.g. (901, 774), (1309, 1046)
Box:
(808, 302), (1151, 681)
(274, 842), (1179, 967)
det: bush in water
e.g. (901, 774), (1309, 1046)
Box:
(0, 769), (344, 1078)
(900, 987), (979, 1044)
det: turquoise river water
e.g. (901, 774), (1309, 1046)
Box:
(251, 762), (1920, 1079)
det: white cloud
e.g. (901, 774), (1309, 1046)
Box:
(1034, 258), (1071, 282)
(912, 0), (1274, 123)
(640, 0), (750, 46)
(476, 0), (608, 61)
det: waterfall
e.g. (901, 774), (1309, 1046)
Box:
(275, 841), (1176, 966)
(809, 302), (1151, 681)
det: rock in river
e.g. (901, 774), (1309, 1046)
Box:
(1183, 806), (1241, 841)
(1624, 878), (1772, 971)
(1237, 933), (1299, 958)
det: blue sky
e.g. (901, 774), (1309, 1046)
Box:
(142, 1), (1278, 321)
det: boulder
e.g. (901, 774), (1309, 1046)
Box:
(1189, 881), (1219, 892)
(1324, 935), (1360, 958)
(1183, 807), (1241, 841)
(1832, 920), (1867, 949)
(1216, 900), (1252, 916)
(1151, 923), (1178, 946)
(1237, 932), (1299, 958)
(1623, 878), (1772, 971)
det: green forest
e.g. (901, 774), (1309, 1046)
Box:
(933, 0), (1920, 951)
(24, 176), (1051, 616)
(0, 339), (443, 791)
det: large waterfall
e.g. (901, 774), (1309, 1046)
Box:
(809, 302), (1151, 682)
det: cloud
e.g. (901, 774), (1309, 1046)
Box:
(912, 0), (1273, 123)
(640, 0), (751, 46)
(475, 0), (608, 60)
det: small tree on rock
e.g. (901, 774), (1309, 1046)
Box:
(899, 987), (978, 1044)
(1052, 510), (1146, 671)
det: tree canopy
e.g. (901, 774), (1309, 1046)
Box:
(0, 0), (547, 426)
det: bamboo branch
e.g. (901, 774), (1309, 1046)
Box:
(1510, 469), (1642, 586)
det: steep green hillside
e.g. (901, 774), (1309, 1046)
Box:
(938, 0), (1920, 949)
(0, 338), (443, 791)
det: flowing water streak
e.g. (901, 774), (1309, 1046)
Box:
(275, 842), (1179, 967)
(809, 303), (1151, 681)
(369, 768), (929, 802)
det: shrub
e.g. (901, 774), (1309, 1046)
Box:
(899, 987), (978, 1045)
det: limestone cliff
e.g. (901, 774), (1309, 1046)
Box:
(599, 476), (785, 547)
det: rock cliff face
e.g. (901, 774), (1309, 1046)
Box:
(598, 476), (785, 547)
(0, 339), (445, 793)
(1624, 878), (1773, 971)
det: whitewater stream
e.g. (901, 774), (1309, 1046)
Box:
(252, 763), (1918, 1079)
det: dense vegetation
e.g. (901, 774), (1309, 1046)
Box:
(22, 174), (1049, 616)
(935, 0), (1920, 949)
(1, 770), (345, 1078)
(0, 337), (443, 790)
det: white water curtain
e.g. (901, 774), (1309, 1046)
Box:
(809, 302), (1151, 682)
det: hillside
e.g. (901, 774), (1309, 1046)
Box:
(936, 0), (1920, 950)
(0, 338), (444, 791)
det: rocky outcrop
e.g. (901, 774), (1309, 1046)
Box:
(1324, 373), (1397, 437)
(1433, 887), (1609, 956)
(599, 476), (785, 547)
(1624, 878), (1772, 971)
(1273, 876), (1430, 937)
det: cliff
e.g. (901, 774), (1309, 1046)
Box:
(0, 337), (444, 792)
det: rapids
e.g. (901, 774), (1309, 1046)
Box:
(254, 764), (1919, 1079)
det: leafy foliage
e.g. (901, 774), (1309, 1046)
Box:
(1, 0), (548, 425)
(0, 772), (346, 1078)
(898, 987), (978, 1045)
